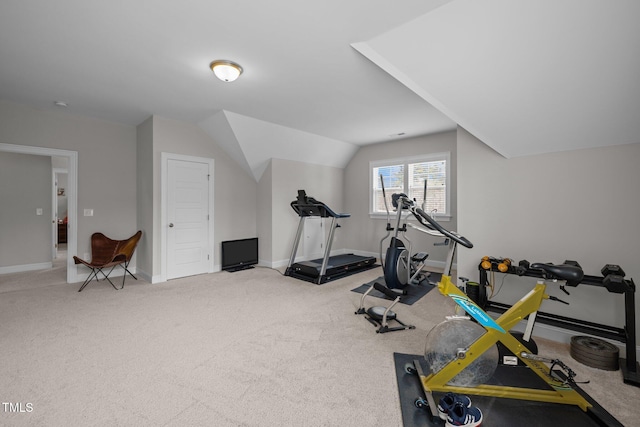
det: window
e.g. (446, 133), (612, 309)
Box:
(370, 153), (450, 219)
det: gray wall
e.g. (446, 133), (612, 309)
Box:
(0, 100), (138, 275)
(0, 102), (258, 282)
(136, 116), (154, 278)
(267, 158), (345, 267)
(457, 127), (640, 340)
(343, 131), (458, 267)
(257, 160), (273, 264)
(5, 96), (639, 349)
(0, 152), (51, 267)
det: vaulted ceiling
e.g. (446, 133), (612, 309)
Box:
(1, 1), (638, 180)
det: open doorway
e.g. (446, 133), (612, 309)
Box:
(53, 165), (68, 261)
(0, 143), (78, 284)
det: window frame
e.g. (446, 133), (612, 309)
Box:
(369, 152), (451, 221)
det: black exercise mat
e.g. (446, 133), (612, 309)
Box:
(350, 272), (441, 305)
(394, 352), (622, 427)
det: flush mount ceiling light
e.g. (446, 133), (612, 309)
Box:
(54, 101), (69, 108)
(209, 60), (243, 82)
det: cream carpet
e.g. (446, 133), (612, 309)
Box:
(1, 258), (638, 426)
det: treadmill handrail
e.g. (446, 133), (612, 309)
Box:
(290, 190), (350, 218)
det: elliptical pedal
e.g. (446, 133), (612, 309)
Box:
(410, 252), (429, 285)
(412, 252), (429, 263)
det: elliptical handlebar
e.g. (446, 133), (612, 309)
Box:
(389, 193), (473, 249)
(413, 207), (473, 249)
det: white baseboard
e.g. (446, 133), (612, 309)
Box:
(76, 267), (128, 281)
(149, 265), (223, 284)
(0, 262), (53, 275)
(76, 266), (150, 289)
(345, 249), (457, 273)
(425, 259), (456, 272)
(268, 249), (455, 272)
(269, 248), (372, 270)
(135, 268), (153, 283)
(258, 259), (277, 269)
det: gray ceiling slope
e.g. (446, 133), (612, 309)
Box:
(356, 0), (640, 158)
(0, 0), (454, 175)
(198, 111), (359, 181)
(198, 111), (253, 178)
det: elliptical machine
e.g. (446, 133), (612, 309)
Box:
(379, 175), (429, 289)
(354, 180), (432, 333)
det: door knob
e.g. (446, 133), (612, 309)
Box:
(169, 223), (174, 228)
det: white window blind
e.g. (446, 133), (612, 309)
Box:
(371, 153), (450, 217)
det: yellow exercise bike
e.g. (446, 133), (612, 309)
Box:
(402, 201), (593, 419)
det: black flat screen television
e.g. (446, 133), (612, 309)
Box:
(221, 237), (258, 272)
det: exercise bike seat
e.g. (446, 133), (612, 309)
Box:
(530, 262), (584, 286)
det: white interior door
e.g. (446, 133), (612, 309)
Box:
(166, 158), (211, 280)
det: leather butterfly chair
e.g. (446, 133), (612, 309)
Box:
(74, 230), (142, 292)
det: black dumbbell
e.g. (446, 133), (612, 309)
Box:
(601, 264), (626, 278)
(516, 260), (530, 276)
(603, 274), (627, 294)
(563, 260), (582, 268)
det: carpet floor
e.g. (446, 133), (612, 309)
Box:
(1, 258), (638, 426)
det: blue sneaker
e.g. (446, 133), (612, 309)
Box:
(445, 401), (483, 427)
(437, 393), (472, 420)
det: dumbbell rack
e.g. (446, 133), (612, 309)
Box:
(477, 263), (640, 387)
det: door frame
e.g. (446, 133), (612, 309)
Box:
(160, 152), (215, 282)
(0, 142), (78, 283)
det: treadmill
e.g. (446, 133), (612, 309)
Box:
(285, 190), (376, 284)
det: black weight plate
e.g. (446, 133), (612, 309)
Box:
(571, 336), (619, 354)
(570, 353), (619, 370)
(571, 345), (619, 362)
(571, 354), (618, 371)
(570, 348), (619, 370)
(570, 336), (619, 371)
